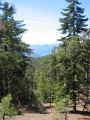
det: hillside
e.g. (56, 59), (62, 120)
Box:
(30, 44), (59, 57)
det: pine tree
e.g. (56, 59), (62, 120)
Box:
(0, 2), (32, 104)
(0, 94), (17, 120)
(57, 0), (89, 112)
(58, 0), (88, 38)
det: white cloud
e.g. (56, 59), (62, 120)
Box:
(25, 20), (59, 27)
(21, 20), (61, 45)
(22, 28), (61, 45)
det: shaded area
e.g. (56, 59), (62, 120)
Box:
(69, 110), (90, 120)
(21, 103), (54, 115)
(78, 118), (90, 120)
(69, 110), (90, 116)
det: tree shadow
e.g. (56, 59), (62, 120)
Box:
(69, 110), (90, 116)
(20, 103), (54, 115)
(78, 118), (90, 120)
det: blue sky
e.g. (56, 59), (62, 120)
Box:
(1, 0), (90, 45)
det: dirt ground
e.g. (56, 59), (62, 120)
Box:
(1, 103), (90, 120)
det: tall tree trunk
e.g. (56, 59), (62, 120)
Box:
(73, 90), (76, 111)
(72, 65), (77, 112)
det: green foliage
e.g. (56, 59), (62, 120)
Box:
(54, 33), (90, 111)
(0, 0), (90, 114)
(52, 113), (60, 120)
(33, 34), (90, 112)
(54, 95), (72, 114)
(34, 55), (57, 103)
(0, 2), (32, 105)
(0, 94), (17, 119)
(31, 57), (43, 71)
(58, 0), (88, 38)
(53, 96), (71, 120)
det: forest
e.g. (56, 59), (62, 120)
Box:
(0, 0), (90, 120)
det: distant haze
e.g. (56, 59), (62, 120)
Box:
(30, 44), (59, 57)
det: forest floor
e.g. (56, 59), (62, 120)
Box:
(1, 103), (90, 120)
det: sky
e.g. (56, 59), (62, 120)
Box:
(1, 0), (90, 45)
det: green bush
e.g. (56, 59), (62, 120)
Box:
(0, 94), (17, 120)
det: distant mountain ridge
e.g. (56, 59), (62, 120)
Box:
(30, 44), (59, 57)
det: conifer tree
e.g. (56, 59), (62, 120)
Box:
(58, 0), (88, 38)
(0, 2), (32, 104)
(57, 0), (89, 112)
